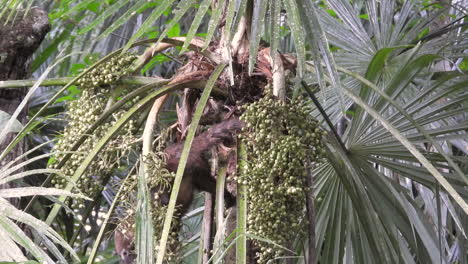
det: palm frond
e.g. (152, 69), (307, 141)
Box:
(302, 1), (468, 262)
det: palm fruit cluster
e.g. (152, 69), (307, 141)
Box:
(145, 151), (183, 263)
(116, 133), (182, 263)
(50, 54), (137, 209)
(116, 205), (181, 263)
(76, 55), (136, 87)
(238, 91), (326, 263)
(152, 205), (182, 264)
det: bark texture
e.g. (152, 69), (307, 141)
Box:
(0, 7), (50, 194)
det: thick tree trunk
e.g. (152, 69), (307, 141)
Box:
(0, 7), (50, 202)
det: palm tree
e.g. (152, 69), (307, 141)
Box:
(0, 0), (466, 263)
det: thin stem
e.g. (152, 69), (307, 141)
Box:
(236, 141), (248, 264)
(0, 76), (168, 89)
(301, 80), (348, 154)
(202, 193), (214, 263)
(142, 95), (169, 157)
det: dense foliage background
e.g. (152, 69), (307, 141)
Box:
(0, 0), (467, 263)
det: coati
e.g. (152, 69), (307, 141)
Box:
(115, 117), (243, 263)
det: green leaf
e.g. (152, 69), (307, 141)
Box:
(145, 27), (159, 39)
(180, 0), (211, 53)
(60, 0), (96, 18)
(236, 142), (248, 264)
(297, 0), (345, 112)
(268, 0), (281, 57)
(140, 54), (170, 75)
(248, 0), (268, 75)
(0, 198), (80, 262)
(0, 139), (54, 179)
(155, 0), (194, 45)
(222, 0), (239, 40)
(55, 85), (81, 103)
(283, 0), (306, 77)
(212, 165), (228, 261)
(232, 0), (248, 37)
(417, 27), (429, 39)
(31, 22), (76, 72)
(83, 53), (101, 66)
(343, 88), (468, 215)
(203, 0), (225, 50)
(0, 187), (88, 199)
(364, 46), (412, 82)
(69, 63), (86, 75)
(350, 51), (438, 143)
(340, 66), (468, 187)
(326, 9), (337, 17)
(136, 160), (154, 264)
(0, 216), (47, 263)
(459, 59), (468, 71)
(155, 64), (226, 264)
(359, 14), (369, 20)
(122, 0), (177, 54)
(0, 168), (64, 186)
(98, 1), (152, 40)
(78, 0), (130, 35)
(167, 22), (180, 38)
(86, 1), (100, 13)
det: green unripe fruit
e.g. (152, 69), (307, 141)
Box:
(239, 92), (325, 263)
(49, 54), (138, 210)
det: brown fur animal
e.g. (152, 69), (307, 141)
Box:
(164, 117), (242, 209)
(114, 226), (135, 264)
(115, 118), (243, 263)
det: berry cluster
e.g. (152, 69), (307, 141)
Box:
(238, 91), (326, 263)
(145, 146), (182, 263)
(50, 54), (137, 209)
(76, 55), (136, 88)
(117, 133), (182, 263)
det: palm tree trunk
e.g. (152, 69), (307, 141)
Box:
(0, 7), (50, 205)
